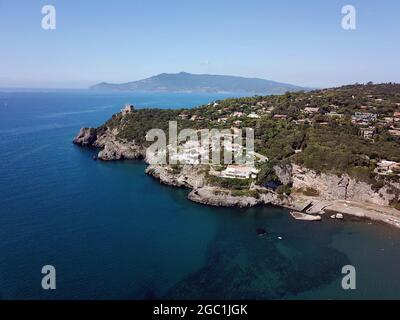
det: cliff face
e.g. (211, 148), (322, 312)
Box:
(187, 186), (290, 209)
(145, 164), (206, 189)
(73, 127), (399, 211)
(188, 187), (260, 208)
(291, 164), (399, 207)
(73, 128), (97, 146)
(73, 127), (145, 161)
(144, 164), (288, 208)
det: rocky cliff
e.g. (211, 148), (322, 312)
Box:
(73, 127), (97, 146)
(73, 127), (399, 215)
(73, 127), (145, 161)
(144, 164), (289, 208)
(145, 164), (206, 189)
(291, 164), (400, 207)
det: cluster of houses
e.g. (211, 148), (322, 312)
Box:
(168, 139), (208, 164)
(178, 99), (400, 141)
(351, 111), (400, 139)
(216, 110), (262, 123)
(163, 128), (267, 180)
(350, 112), (378, 140)
(178, 102), (275, 124)
(172, 98), (400, 180)
(351, 112), (378, 125)
(169, 130), (252, 161)
(212, 104), (323, 125)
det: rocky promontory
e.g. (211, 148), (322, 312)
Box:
(145, 164), (292, 209)
(72, 87), (400, 229)
(73, 127), (145, 161)
(73, 127), (97, 146)
(73, 126), (296, 209)
(73, 123), (400, 228)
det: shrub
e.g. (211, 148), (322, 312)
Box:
(301, 187), (320, 196)
(207, 176), (251, 190)
(276, 184), (292, 195)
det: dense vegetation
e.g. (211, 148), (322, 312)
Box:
(102, 83), (400, 187)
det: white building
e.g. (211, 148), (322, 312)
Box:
(304, 107), (320, 114)
(247, 113), (261, 119)
(233, 112), (245, 118)
(220, 165), (259, 179)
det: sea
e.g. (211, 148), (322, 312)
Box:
(0, 89), (400, 300)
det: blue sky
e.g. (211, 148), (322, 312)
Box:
(0, 0), (399, 88)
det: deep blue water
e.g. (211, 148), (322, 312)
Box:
(1, 90), (400, 300)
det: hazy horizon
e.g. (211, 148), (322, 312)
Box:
(0, 72), (396, 92)
(1, 0), (400, 89)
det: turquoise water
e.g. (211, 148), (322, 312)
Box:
(0, 90), (400, 300)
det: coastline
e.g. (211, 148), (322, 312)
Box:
(145, 166), (400, 229)
(73, 127), (400, 230)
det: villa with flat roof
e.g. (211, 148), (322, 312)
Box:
(220, 165), (259, 179)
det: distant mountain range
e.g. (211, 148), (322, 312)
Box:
(89, 72), (308, 94)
